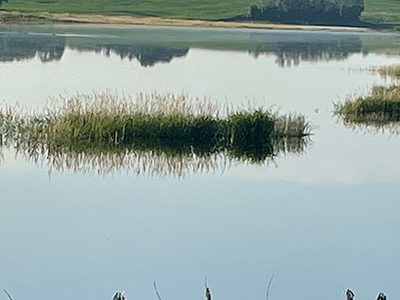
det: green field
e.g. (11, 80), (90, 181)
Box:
(363, 0), (400, 23)
(2, 0), (262, 20)
(2, 0), (400, 23)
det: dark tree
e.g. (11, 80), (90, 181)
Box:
(250, 0), (364, 24)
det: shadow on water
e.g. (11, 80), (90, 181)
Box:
(249, 31), (363, 67)
(0, 92), (311, 177)
(0, 32), (65, 62)
(2, 27), (400, 68)
(69, 44), (189, 67)
(0, 32), (189, 66)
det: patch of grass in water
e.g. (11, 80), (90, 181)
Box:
(225, 109), (295, 163)
(227, 110), (275, 160)
(0, 92), (312, 176)
(334, 84), (400, 131)
(46, 92), (225, 155)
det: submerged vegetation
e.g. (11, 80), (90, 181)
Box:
(0, 92), (311, 176)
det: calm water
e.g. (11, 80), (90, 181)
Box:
(1, 25), (400, 300)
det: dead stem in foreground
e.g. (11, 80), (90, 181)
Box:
(153, 281), (163, 300)
(265, 274), (275, 300)
(3, 289), (13, 300)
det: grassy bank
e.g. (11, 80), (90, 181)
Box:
(0, 92), (311, 175)
(1, 0), (400, 24)
(362, 0), (400, 23)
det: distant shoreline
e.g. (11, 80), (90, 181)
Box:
(0, 10), (371, 32)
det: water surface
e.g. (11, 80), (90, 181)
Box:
(1, 25), (400, 300)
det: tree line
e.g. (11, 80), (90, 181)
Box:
(250, 0), (364, 24)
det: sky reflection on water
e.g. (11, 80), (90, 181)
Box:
(1, 26), (400, 300)
(1, 157), (400, 300)
(1, 46), (400, 183)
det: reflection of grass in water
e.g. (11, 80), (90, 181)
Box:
(0, 92), (311, 176)
(46, 146), (227, 177)
(43, 135), (310, 177)
(334, 85), (400, 132)
(379, 65), (400, 80)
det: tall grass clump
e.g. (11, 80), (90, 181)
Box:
(225, 109), (275, 163)
(334, 85), (400, 130)
(0, 92), (312, 176)
(46, 92), (224, 156)
(46, 92), (311, 159)
(273, 114), (311, 138)
(223, 109), (311, 163)
(272, 114), (312, 154)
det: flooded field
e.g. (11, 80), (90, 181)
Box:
(1, 25), (400, 300)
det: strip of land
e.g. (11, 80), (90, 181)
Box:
(0, 10), (370, 32)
